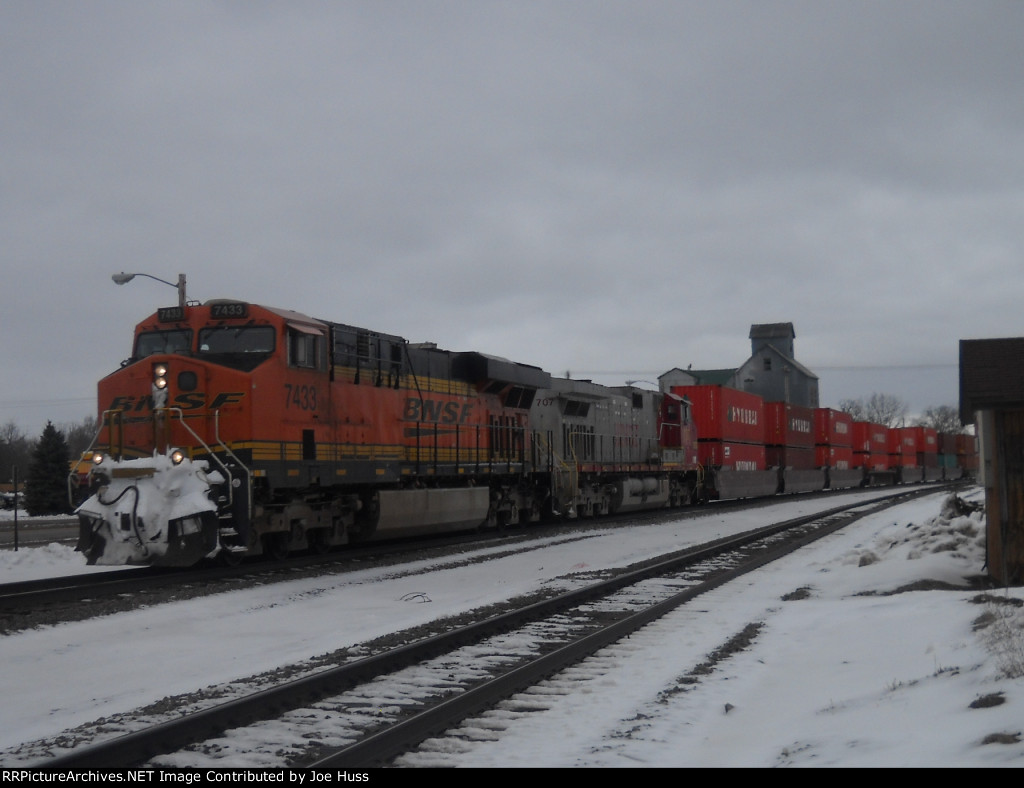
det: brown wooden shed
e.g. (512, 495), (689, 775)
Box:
(960, 338), (1024, 585)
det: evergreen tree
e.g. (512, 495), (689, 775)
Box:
(25, 422), (71, 516)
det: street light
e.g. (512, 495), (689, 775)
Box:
(112, 272), (187, 310)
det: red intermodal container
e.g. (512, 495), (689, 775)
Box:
(816, 445), (853, 470)
(955, 434), (975, 455)
(852, 422), (889, 454)
(917, 452), (939, 469)
(697, 440), (766, 470)
(888, 427), (918, 457)
(767, 445), (816, 470)
(853, 452), (889, 470)
(911, 427), (938, 453)
(671, 385), (765, 445)
(765, 403), (815, 448)
(814, 408), (853, 448)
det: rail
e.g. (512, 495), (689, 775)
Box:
(36, 487), (943, 768)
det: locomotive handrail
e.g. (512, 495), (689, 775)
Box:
(213, 409), (254, 531)
(161, 407), (244, 509)
(213, 409), (251, 478)
(402, 339), (428, 478)
(533, 429), (577, 514)
(67, 409), (125, 507)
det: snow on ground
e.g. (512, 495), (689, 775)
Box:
(0, 541), (89, 582)
(410, 487), (1022, 768)
(2, 486), (1023, 767)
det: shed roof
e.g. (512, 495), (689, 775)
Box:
(681, 368), (737, 386)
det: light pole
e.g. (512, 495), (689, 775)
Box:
(112, 272), (187, 310)
(625, 380), (658, 387)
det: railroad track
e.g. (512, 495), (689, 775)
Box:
(37, 486), (942, 768)
(0, 528), (546, 633)
(0, 488), (844, 631)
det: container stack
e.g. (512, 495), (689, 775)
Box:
(765, 402), (816, 469)
(912, 426), (941, 481)
(889, 427), (921, 483)
(937, 432), (960, 479)
(670, 385), (778, 498)
(765, 402), (823, 493)
(671, 385), (766, 470)
(814, 408), (858, 488)
(853, 422), (893, 484)
(955, 433), (979, 476)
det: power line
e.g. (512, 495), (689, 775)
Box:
(809, 363), (957, 371)
(570, 363), (957, 377)
(0, 398), (95, 409)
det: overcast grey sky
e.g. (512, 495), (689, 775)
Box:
(3, 0), (1022, 435)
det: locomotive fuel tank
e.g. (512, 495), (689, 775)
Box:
(609, 476), (671, 512)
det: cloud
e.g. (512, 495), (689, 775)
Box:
(2, 1), (1021, 432)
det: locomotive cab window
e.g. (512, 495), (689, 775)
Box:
(136, 329), (193, 358)
(288, 326), (325, 370)
(197, 326), (276, 371)
(563, 400), (590, 418)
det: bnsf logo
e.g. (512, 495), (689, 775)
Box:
(403, 397), (473, 424)
(108, 392), (246, 411)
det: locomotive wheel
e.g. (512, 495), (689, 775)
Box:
(264, 532), (290, 561)
(219, 548), (244, 567)
(308, 529), (331, 555)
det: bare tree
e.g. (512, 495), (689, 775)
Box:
(59, 415), (100, 459)
(2, 416), (97, 485)
(0, 420), (32, 484)
(838, 394), (909, 427)
(914, 405), (963, 434)
(838, 398), (866, 421)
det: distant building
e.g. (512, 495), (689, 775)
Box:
(660, 322), (819, 408)
(960, 337), (1024, 584)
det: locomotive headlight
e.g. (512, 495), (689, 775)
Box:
(92, 452), (105, 467)
(169, 448), (186, 465)
(152, 361), (169, 408)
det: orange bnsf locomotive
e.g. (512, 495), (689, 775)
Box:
(74, 300), (700, 566)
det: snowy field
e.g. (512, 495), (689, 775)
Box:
(1, 486), (1023, 768)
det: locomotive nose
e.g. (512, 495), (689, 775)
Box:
(74, 453), (224, 567)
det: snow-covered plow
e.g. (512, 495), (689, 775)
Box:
(75, 452), (225, 567)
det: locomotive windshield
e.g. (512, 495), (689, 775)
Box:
(197, 325), (276, 370)
(136, 329), (192, 358)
